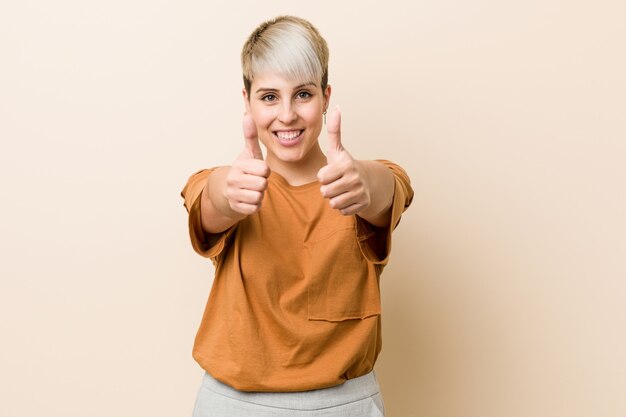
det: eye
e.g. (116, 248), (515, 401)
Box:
(261, 94), (277, 102)
(296, 91), (312, 100)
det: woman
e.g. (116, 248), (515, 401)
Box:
(181, 15), (413, 416)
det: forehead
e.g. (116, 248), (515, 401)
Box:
(251, 72), (319, 93)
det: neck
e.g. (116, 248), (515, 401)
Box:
(266, 144), (327, 186)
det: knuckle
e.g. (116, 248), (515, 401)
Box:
(225, 189), (237, 201)
(242, 204), (256, 215)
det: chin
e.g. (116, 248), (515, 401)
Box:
(273, 150), (307, 163)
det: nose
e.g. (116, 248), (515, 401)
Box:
(277, 101), (297, 124)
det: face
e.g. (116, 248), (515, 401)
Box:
(244, 72), (330, 167)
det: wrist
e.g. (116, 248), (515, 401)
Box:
(355, 160), (394, 227)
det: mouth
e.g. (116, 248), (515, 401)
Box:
(272, 129), (304, 146)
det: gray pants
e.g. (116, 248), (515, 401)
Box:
(191, 370), (386, 417)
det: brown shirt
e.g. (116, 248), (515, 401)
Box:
(181, 160), (413, 392)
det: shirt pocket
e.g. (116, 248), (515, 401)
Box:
(304, 226), (381, 322)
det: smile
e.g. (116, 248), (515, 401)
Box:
(273, 130), (304, 141)
(272, 129), (304, 147)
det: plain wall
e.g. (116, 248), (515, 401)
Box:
(1, 1), (624, 416)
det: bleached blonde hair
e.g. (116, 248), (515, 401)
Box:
(241, 16), (329, 97)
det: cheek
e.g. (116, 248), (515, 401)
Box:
(249, 105), (275, 128)
(251, 112), (274, 145)
(300, 106), (323, 125)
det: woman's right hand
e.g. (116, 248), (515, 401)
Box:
(224, 114), (271, 215)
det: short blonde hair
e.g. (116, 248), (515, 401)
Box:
(241, 16), (329, 96)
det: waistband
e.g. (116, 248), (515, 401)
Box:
(201, 371), (381, 410)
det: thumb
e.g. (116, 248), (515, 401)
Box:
(326, 106), (343, 158)
(243, 113), (263, 160)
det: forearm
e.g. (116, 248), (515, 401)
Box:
(200, 166), (246, 234)
(356, 160), (395, 227)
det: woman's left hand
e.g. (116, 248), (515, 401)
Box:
(317, 107), (371, 216)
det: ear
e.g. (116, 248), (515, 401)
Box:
(242, 88), (251, 113)
(323, 84), (332, 111)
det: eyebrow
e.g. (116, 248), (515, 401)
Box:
(255, 82), (317, 94)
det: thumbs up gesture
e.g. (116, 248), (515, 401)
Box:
(224, 113), (271, 215)
(317, 107), (371, 216)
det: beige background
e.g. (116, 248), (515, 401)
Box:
(1, 1), (625, 416)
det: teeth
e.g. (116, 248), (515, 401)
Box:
(276, 130), (302, 140)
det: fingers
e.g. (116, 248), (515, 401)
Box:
(317, 165), (340, 186)
(229, 201), (264, 216)
(318, 107), (350, 184)
(225, 169), (269, 215)
(225, 113), (269, 216)
(320, 173), (367, 207)
(324, 189), (368, 215)
(228, 187), (265, 208)
(318, 106), (364, 216)
(318, 122), (371, 216)
(228, 169), (269, 191)
(320, 173), (358, 199)
(243, 113), (263, 160)
(326, 106), (342, 157)
(335, 203), (367, 216)
(237, 157), (270, 178)
(319, 160), (370, 216)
